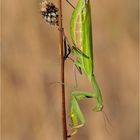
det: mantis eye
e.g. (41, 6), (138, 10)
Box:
(40, 0), (59, 26)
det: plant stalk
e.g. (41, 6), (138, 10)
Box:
(58, 0), (67, 139)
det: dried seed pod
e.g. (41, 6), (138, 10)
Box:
(40, 0), (59, 26)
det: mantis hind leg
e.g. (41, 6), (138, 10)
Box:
(71, 79), (103, 112)
(71, 91), (96, 100)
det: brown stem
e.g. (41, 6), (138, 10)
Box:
(58, 0), (67, 139)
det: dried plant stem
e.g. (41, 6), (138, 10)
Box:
(58, 0), (67, 139)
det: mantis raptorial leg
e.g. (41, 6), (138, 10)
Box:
(67, 96), (85, 138)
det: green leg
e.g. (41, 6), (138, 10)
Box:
(71, 74), (103, 112)
(71, 91), (96, 100)
(68, 101), (78, 138)
(71, 96), (85, 126)
(73, 60), (103, 112)
(74, 59), (83, 70)
(90, 74), (103, 112)
(73, 60), (83, 76)
(68, 96), (85, 137)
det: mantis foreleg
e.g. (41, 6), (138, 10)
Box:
(68, 96), (85, 138)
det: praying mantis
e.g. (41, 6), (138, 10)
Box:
(40, 0), (104, 138)
(64, 0), (104, 137)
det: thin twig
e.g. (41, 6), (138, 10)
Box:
(58, 0), (68, 139)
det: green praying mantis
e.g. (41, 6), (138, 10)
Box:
(40, 0), (104, 138)
(66, 0), (103, 137)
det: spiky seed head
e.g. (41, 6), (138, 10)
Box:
(40, 0), (59, 26)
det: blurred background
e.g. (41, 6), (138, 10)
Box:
(1, 0), (139, 140)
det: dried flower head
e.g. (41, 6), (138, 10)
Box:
(40, 0), (59, 26)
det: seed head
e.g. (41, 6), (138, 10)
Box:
(40, 0), (59, 26)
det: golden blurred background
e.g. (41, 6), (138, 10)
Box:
(1, 0), (139, 140)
